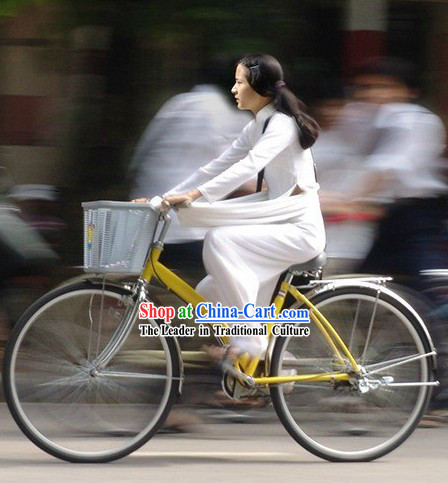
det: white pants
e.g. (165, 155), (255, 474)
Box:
(196, 222), (326, 355)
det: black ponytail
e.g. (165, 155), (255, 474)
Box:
(238, 54), (319, 149)
(275, 86), (320, 149)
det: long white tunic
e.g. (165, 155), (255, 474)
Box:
(166, 103), (326, 355)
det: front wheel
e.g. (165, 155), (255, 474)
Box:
(270, 285), (435, 462)
(3, 281), (180, 463)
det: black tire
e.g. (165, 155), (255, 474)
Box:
(418, 275), (448, 407)
(270, 285), (435, 462)
(3, 281), (180, 463)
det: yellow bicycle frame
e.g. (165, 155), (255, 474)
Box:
(141, 243), (359, 386)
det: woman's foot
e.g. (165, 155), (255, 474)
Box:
(161, 409), (203, 433)
(201, 344), (240, 364)
(419, 409), (448, 428)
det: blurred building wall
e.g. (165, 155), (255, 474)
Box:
(430, 1), (448, 125)
(342, 0), (387, 74)
(1, 1), (447, 190)
(0, 4), (69, 186)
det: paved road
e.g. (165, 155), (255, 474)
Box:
(1, 403), (447, 483)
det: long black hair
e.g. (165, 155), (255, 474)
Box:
(238, 54), (319, 149)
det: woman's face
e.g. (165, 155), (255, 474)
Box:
(231, 64), (262, 112)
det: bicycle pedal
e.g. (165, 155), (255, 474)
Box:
(221, 372), (247, 400)
(222, 372), (268, 401)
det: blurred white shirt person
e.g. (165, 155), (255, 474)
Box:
(130, 84), (250, 243)
(338, 57), (447, 280)
(313, 99), (379, 271)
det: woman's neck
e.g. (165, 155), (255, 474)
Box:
(251, 97), (273, 115)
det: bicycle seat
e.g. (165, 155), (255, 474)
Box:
(288, 252), (327, 274)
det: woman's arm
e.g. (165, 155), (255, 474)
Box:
(163, 121), (253, 197)
(197, 115), (296, 202)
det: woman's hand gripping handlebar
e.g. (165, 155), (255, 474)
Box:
(131, 188), (201, 212)
(131, 191), (198, 245)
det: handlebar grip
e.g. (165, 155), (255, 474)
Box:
(149, 196), (192, 213)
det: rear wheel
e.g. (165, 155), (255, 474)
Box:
(3, 281), (180, 463)
(270, 285), (434, 462)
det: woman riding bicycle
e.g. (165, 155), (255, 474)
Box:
(135, 54), (326, 358)
(5, 54), (436, 466)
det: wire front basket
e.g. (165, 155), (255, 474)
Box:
(82, 201), (159, 274)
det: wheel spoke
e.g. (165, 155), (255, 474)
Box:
(271, 286), (432, 462)
(360, 290), (380, 364)
(365, 351), (436, 375)
(98, 371), (175, 381)
(378, 381), (438, 387)
(5, 283), (177, 462)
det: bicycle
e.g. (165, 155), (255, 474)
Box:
(2, 200), (439, 463)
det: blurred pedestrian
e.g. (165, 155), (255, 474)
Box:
(129, 60), (252, 428)
(312, 86), (380, 274)
(328, 57), (448, 421)
(0, 171), (59, 367)
(129, 61), (250, 274)
(345, 57), (448, 284)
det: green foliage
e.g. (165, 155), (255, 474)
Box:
(0, 0), (47, 16)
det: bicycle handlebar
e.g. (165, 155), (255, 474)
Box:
(146, 196), (191, 214)
(146, 196), (191, 246)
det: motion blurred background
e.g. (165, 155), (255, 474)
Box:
(1, 0), (447, 268)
